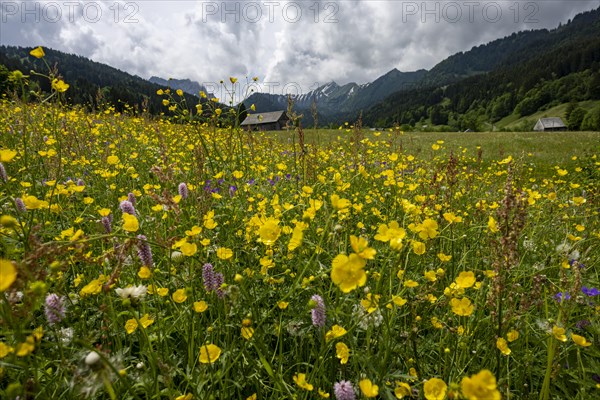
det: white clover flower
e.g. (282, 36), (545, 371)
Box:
(115, 285), (147, 300)
(59, 327), (74, 344)
(353, 304), (383, 330)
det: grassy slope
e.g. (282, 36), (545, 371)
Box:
(497, 101), (599, 130)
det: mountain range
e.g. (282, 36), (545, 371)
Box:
(148, 76), (212, 98)
(242, 68), (426, 124)
(1, 6), (599, 130)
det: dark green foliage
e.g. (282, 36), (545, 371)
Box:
(567, 107), (587, 130)
(364, 7), (600, 129)
(0, 45), (201, 116)
(581, 107), (600, 131)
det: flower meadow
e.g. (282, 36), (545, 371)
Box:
(1, 50), (600, 400)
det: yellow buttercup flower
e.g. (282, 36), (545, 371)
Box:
(22, 195), (48, 210)
(277, 301), (289, 309)
(0, 342), (15, 358)
(193, 301), (208, 313)
(496, 337), (511, 355)
(571, 333), (592, 347)
(424, 377), (447, 400)
(241, 326), (254, 340)
(437, 253), (452, 262)
(125, 319), (138, 334)
(80, 276), (108, 297)
(394, 382), (412, 398)
(374, 221), (406, 250)
(0, 259), (17, 291)
(331, 253), (367, 293)
(15, 336), (35, 356)
(138, 266), (152, 279)
(335, 342), (349, 364)
(172, 289), (188, 303)
(139, 314), (154, 328)
(330, 194), (351, 211)
(359, 379), (379, 398)
(487, 216), (499, 233)
(455, 271), (476, 288)
(392, 295), (408, 307)
(350, 235), (376, 260)
(180, 242), (197, 256)
(122, 213), (139, 232)
(293, 373), (313, 391)
(443, 212), (463, 223)
(52, 79), (69, 93)
(416, 218), (438, 240)
(450, 297), (474, 316)
(216, 247), (233, 260)
(552, 326), (567, 342)
(0, 149), (17, 162)
(412, 241), (426, 255)
(30, 46), (45, 58)
(507, 330), (519, 342)
(199, 343), (221, 364)
(461, 370), (501, 400)
(325, 325), (347, 342)
(360, 293), (380, 313)
(259, 218), (281, 246)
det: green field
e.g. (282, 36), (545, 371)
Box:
(1, 97), (599, 400)
(271, 128), (600, 172)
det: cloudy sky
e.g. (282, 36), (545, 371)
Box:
(1, 0), (598, 97)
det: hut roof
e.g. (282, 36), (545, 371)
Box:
(536, 117), (566, 129)
(241, 111), (287, 126)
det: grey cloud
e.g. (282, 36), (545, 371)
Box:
(1, 0), (598, 95)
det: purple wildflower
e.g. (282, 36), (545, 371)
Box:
(202, 263), (224, 297)
(202, 263), (217, 292)
(178, 182), (189, 199)
(214, 272), (225, 298)
(44, 294), (66, 325)
(76, 179), (85, 186)
(576, 320), (591, 329)
(120, 200), (136, 215)
(229, 185), (237, 197)
(127, 192), (136, 206)
(136, 235), (153, 267)
(101, 216), (112, 233)
(310, 294), (326, 327)
(15, 197), (26, 213)
(334, 381), (356, 400)
(0, 162), (7, 182)
(554, 292), (571, 302)
(582, 286), (599, 296)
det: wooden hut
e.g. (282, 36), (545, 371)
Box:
(533, 117), (567, 131)
(241, 111), (289, 131)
